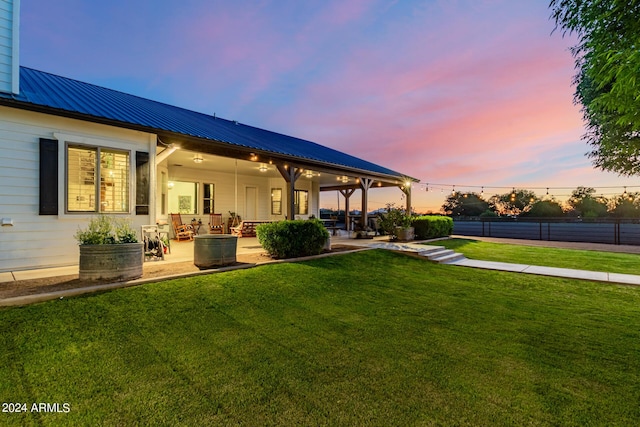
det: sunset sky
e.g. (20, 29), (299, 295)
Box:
(19, 0), (639, 212)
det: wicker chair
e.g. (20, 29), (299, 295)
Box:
(170, 213), (194, 241)
(208, 213), (224, 234)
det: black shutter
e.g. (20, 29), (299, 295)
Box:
(39, 138), (58, 215)
(135, 151), (150, 215)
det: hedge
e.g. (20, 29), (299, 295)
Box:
(411, 216), (453, 240)
(257, 219), (330, 259)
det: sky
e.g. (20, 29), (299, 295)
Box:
(19, 0), (640, 212)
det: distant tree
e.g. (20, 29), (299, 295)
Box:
(442, 192), (489, 217)
(566, 186), (608, 218)
(521, 200), (565, 217)
(610, 192), (640, 218)
(489, 189), (538, 216)
(549, 1), (640, 175)
(479, 209), (498, 218)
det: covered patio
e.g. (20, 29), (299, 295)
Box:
(155, 143), (417, 237)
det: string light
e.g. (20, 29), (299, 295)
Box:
(408, 182), (640, 199)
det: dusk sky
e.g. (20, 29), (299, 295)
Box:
(19, 0), (639, 212)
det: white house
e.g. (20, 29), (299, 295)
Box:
(0, 0), (416, 273)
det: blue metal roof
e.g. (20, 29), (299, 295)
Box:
(3, 66), (412, 181)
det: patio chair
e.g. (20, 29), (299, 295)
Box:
(170, 213), (194, 241)
(208, 213), (224, 234)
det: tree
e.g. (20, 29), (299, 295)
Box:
(566, 186), (608, 218)
(521, 200), (565, 217)
(550, 1), (640, 175)
(442, 192), (489, 217)
(489, 189), (537, 216)
(610, 192), (640, 218)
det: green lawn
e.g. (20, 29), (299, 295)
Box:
(2, 250), (640, 425)
(428, 238), (640, 274)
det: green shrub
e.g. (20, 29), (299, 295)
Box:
(257, 219), (330, 259)
(412, 216), (453, 240)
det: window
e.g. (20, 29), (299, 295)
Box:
(67, 145), (130, 213)
(294, 190), (308, 215)
(271, 188), (282, 215)
(203, 183), (215, 214)
(169, 181), (199, 214)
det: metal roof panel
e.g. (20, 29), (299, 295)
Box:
(3, 67), (413, 180)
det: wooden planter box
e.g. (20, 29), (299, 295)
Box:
(79, 243), (144, 281)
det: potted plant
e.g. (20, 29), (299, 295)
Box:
(379, 203), (414, 241)
(74, 215), (144, 281)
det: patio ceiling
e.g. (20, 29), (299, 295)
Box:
(162, 148), (404, 189)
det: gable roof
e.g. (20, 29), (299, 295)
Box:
(0, 66), (415, 182)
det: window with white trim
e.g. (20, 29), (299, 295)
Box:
(294, 190), (308, 215)
(203, 183), (215, 214)
(67, 145), (130, 213)
(168, 181), (199, 215)
(271, 188), (282, 215)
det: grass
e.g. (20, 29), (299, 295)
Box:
(428, 238), (640, 275)
(1, 250), (640, 425)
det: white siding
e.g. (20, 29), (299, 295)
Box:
(0, 106), (154, 272)
(0, 0), (19, 94)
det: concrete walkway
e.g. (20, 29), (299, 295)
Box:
(451, 258), (640, 286)
(343, 238), (640, 286)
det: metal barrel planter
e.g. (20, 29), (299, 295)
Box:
(194, 234), (238, 269)
(79, 242), (144, 281)
(395, 226), (415, 241)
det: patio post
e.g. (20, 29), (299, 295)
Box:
(360, 178), (373, 230)
(339, 188), (355, 231)
(400, 183), (412, 214)
(277, 164), (302, 220)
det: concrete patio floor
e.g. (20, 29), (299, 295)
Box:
(0, 231), (363, 283)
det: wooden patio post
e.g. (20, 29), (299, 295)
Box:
(339, 188), (355, 231)
(360, 178), (373, 230)
(401, 182), (412, 214)
(277, 164), (302, 220)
